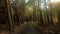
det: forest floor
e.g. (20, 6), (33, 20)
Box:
(0, 22), (60, 34)
(12, 22), (60, 34)
(0, 30), (10, 34)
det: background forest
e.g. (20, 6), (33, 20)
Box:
(0, 0), (60, 34)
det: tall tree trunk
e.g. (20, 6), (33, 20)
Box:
(44, 0), (49, 24)
(38, 0), (43, 24)
(6, 0), (14, 31)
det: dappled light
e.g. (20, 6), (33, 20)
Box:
(51, 0), (60, 3)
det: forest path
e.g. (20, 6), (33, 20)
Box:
(18, 22), (41, 34)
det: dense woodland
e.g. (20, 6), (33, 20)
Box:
(0, 0), (60, 34)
